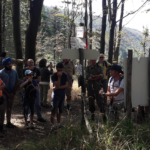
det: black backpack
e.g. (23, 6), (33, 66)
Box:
(25, 81), (37, 100)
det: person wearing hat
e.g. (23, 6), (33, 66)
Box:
(20, 70), (38, 129)
(23, 59), (46, 122)
(99, 64), (124, 123)
(0, 57), (19, 128)
(0, 52), (25, 70)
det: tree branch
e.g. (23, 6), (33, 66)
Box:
(116, 0), (149, 23)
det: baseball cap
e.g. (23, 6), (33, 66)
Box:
(25, 70), (32, 76)
(0, 52), (6, 57)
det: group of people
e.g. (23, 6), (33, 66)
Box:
(86, 54), (124, 123)
(0, 51), (124, 137)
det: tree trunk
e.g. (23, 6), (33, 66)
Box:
(0, 0), (2, 53)
(108, 0), (117, 64)
(100, 0), (107, 54)
(12, 0), (23, 78)
(25, 0), (44, 62)
(84, 0), (88, 38)
(2, 0), (6, 52)
(114, 0), (125, 63)
(89, 0), (92, 49)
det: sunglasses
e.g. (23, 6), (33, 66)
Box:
(100, 57), (104, 59)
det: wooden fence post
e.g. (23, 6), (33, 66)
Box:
(126, 49), (132, 119)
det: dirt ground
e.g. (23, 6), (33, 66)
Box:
(0, 80), (104, 150)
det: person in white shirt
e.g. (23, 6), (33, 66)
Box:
(99, 64), (124, 123)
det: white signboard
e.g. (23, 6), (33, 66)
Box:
(70, 37), (86, 49)
(124, 57), (149, 107)
(77, 63), (82, 75)
(62, 49), (99, 60)
(75, 26), (85, 38)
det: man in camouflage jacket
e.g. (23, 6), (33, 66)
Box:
(86, 60), (106, 121)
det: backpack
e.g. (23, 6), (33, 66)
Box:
(109, 77), (124, 87)
(25, 81), (37, 100)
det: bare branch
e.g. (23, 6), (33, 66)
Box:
(116, 0), (149, 23)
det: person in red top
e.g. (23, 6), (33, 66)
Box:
(0, 78), (6, 138)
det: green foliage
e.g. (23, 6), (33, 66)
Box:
(17, 119), (150, 150)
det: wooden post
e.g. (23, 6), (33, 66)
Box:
(126, 49), (132, 119)
(79, 48), (85, 124)
(148, 48), (150, 116)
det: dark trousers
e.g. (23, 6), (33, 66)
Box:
(101, 79), (108, 105)
(87, 82), (105, 113)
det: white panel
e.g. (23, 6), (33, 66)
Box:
(124, 57), (149, 108)
(62, 49), (99, 60)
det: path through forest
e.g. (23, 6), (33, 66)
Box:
(0, 81), (102, 149)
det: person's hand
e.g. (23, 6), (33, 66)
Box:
(99, 90), (103, 95)
(52, 86), (57, 91)
(57, 72), (62, 77)
(9, 93), (14, 99)
(90, 74), (95, 78)
(27, 78), (32, 82)
(29, 66), (34, 71)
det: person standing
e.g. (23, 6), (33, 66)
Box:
(51, 63), (69, 129)
(20, 70), (38, 129)
(0, 57), (18, 128)
(23, 59), (46, 122)
(98, 54), (111, 106)
(39, 59), (53, 107)
(86, 60), (106, 121)
(99, 64), (124, 123)
(62, 59), (75, 110)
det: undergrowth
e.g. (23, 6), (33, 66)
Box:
(16, 118), (150, 150)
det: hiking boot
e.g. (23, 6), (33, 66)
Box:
(91, 114), (95, 121)
(6, 122), (16, 128)
(25, 123), (29, 129)
(30, 123), (35, 129)
(37, 118), (46, 122)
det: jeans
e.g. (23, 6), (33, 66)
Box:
(35, 86), (42, 119)
(28, 86), (42, 119)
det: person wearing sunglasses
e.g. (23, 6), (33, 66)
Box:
(20, 70), (38, 129)
(98, 54), (111, 109)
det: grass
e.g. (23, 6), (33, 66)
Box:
(16, 118), (150, 150)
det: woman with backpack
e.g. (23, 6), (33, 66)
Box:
(39, 59), (53, 108)
(20, 70), (38, 129)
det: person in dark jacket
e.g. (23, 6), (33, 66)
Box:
(39, 59), (53, 107)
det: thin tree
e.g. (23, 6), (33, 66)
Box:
(100, 0), (107, 54)
(108, 0), (117, 64)
(114, 0), (125, 64)
(25, 0), (44, 62)
(89, 0), (92, 49)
